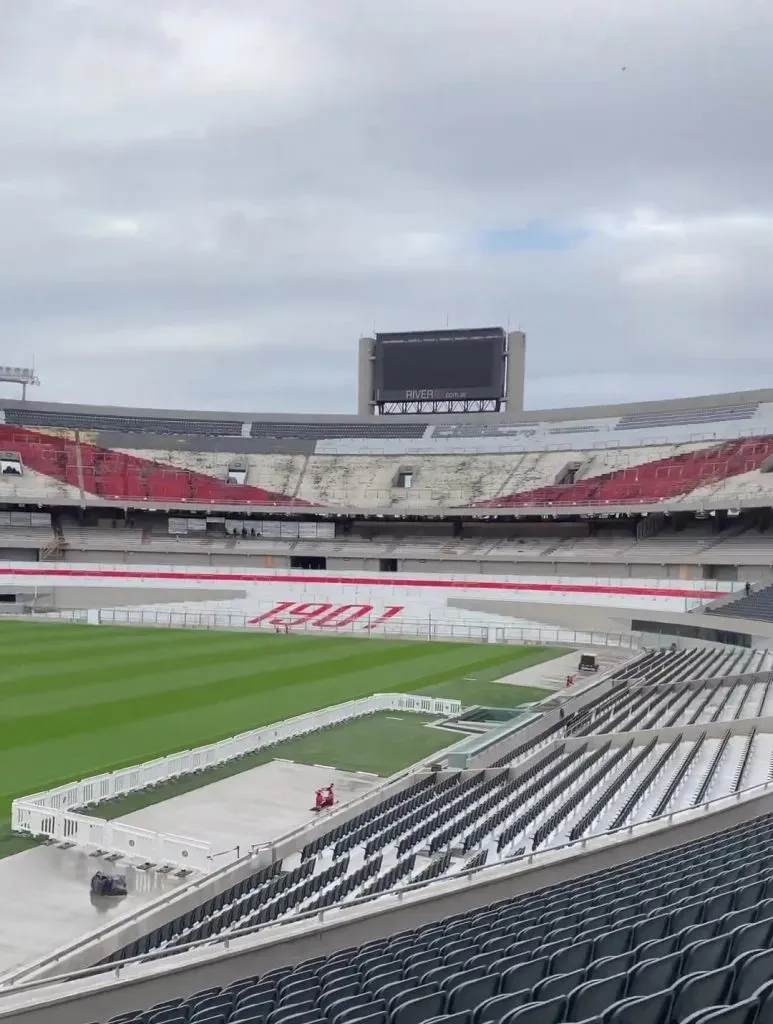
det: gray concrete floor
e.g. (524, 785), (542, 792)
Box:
(0, 844), (184, 976)
(498, 647), (634, 692)
(497, 650), (581, 690)
(120, 760), (378, 857)
(0, 761), (379, 977)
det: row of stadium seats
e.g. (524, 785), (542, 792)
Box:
(616, 404), (761, 431)
(103, 810), (773, 1024)
(2, 407), (427, 440)
(610, 648), (773, 684)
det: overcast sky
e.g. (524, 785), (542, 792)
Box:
(0, 0), (770, 414)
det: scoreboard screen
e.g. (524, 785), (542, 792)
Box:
(373, 328), (506, 402)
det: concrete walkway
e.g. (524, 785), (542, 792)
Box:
(498, 646), (637, 692)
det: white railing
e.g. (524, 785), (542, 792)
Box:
(10, 693), (462, 870)
(34, 607), (643, 651)
(10, 805), (213, 874)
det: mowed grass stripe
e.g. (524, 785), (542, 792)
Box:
(0, 634), (426, 711)
(0, 639), (472, 729)
(0, 622), (562, 822)
(0, 631), (369, 691)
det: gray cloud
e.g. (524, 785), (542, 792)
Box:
(0, 0), (771, 413)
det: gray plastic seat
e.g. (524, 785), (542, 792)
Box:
(566, 974), (626, 1020)
(471, 989), (530, 1024)
(636, 934), (678, 962)
(501, 959), (547, 994)
(592, 927), (631, 961)
(626, 951), (682, 999)
(586, 952), (633, 982)
(423, 1013), (471, 1024)
(501, 996), (566, 1024)
(670, 968), (734, 1023)
(445, 976), (498, 1014)
(344, 1014), (387, 1024)
(731, 918), (773, 958)
(534, 969), (586, 1002)
(550, 940), (594, 976)
(335, 1004), (386, 1024)
(680, 1002), (758, 1024)
(681, 936), (730, 975)
(389, 993), (445, 1024)
(733, 948), (773, 1000)
(605, 989), (673, 1024)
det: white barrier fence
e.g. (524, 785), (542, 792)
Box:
(10, 805), (214, 874)
(10, 693), (462, 871)
(35, 608), (643, 650)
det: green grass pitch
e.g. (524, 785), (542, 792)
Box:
(0, 620), (567, 856)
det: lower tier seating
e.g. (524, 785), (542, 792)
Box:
(709, 584), (773, 624)
(103, 811), (773, 1024)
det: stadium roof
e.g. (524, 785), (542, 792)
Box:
(4, 386), (773, 426)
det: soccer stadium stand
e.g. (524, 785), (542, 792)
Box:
(5, 431), (773, 510)
(15, 648), (773, 1024)
(3, 412), (773, 511)
(708, 584), (773, 624)
(75, 650), (772, 970)
(5, 386), (773, 515)
(91, 813), (773, 1024)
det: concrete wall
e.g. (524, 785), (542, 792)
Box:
(51, 550), (748, 580)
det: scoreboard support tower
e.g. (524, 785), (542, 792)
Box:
(357, 328), (525, 416)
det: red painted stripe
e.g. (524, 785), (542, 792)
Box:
(0, 566), (722, 600)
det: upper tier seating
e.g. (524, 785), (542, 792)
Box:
(483, 437), (773, 507)
(433, 422), (609, 439)
(99, 810), (773, 1024)
(4, 408), (244, 436)
(250, 422), (427, 440)
(708, 583), (773, 624)
(0, 426), (309, 506)
(434, 424), (541, 438)
(617, 404), (760, 431)
(6, 429), (773, 510)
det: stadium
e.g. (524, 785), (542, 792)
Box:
(0, 322), (773, 1024)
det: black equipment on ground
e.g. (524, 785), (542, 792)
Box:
(90, 871), (128, 897)
(579, 654), (598, 672)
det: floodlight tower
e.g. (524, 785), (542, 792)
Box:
(0, 366), (40, 400)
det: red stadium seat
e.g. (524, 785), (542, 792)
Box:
(0, 426), (311, 506)
(482, 438), (773, 507)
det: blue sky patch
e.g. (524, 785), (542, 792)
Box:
(478, 220), (588, 253)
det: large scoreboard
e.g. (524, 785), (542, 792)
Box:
(372, 327), (507, 403)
